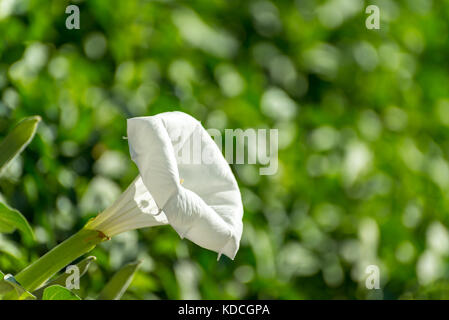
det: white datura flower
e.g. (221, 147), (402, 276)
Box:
(86, 112), (244, 260)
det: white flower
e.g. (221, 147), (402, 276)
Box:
(86, 112), (243, 260)
(85, 176), (167, 237)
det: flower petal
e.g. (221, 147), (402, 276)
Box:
(127, 116), (181, 207)
(86, 176), (168, 237)
(127, 112), (243, 259)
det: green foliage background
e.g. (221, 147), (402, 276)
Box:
(1, 0), (449, 299)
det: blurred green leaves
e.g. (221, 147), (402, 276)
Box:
(1, 0), (449, 300)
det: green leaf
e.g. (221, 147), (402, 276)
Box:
(33, 256), (96, 299)
(0, 271), (7, 294)
(42, 285), (81, 300)
(15, 229), (105, 292)
(0, 116), (41, 175)
(98, 261), (141, 300)
(0, 274), (36, 300)
(0, 201), (34, 242)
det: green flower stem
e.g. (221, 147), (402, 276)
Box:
(15, 228), (107, 292)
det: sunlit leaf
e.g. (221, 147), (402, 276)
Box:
(42, 285), (81, 300)
(0, 274), (36, 300)
(98, 261), (141, 300)
(0, 201), (34, 242)
(33, 256), (96, 299)
(0, 116), (41, 175)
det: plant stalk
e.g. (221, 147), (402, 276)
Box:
(15, 228), (107, 292)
